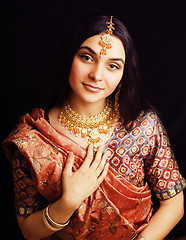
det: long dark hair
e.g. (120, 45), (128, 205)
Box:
(53, 15), (151, 125)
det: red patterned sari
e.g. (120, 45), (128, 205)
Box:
(3, 108), (185, 239)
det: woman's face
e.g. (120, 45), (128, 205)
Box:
(69, 34), (125, 105)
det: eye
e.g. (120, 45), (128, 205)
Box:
(109, 64), (120, 70)
(79, 54), (93, 62)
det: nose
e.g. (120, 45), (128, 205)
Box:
(88, 64), (103, 82)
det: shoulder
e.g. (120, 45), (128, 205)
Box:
(134, 109), (161, 129)
(128, 109), (166, 140)
(117, 109), (161, 134)
(3, 108), (46, 158)
(5, 108), (46, 137)
(48, 106), (61, 124)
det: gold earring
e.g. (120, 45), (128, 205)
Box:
(114, 83), (122, 111)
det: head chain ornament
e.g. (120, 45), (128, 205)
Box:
(99, 16), (115, 57)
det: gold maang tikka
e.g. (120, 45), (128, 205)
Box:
(99, 16), (115, 57)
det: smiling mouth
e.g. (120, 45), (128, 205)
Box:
(82, 83), (103, 92)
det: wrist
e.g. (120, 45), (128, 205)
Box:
(60, 194), (80, 212)
(43, 204), (70, 232)
(47, 197), (76, 227)
(60, 193), (81, 212)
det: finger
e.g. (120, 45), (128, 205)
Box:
(95, 149), (109, 174)
(97, 162), (109, 183)
(81, 143), (94, 168)
(90, 145), (105, 170)
(63, 151), (74, 175)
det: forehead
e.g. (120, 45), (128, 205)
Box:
(79, 34), (125, 60)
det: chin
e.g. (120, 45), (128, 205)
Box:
(80, 96), (106, 105)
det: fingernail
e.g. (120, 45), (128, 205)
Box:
(69, 151), (74, 157)
(89, 143), (93, 148)
(105, 151), (110, 157)
(106, 162), (109, 169)
(98, 145), (104, 151)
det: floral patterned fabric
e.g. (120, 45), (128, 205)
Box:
(11, 149), (49, 216)
(3, 108), (185, 240)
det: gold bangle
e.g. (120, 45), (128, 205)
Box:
(131, 235), (138, 240)
(42, 209), (60, 232)
(44, 204), (70, 231)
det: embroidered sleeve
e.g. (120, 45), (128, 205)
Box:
(12, 149), (48, 217)
(145, 114), (186, 201)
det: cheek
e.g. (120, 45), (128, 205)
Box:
(69, 60), (79, 86)
(69, 58), (87, 86)
(106, 73), (123, 94)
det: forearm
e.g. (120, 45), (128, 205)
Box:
(138, 192), (184, 240)
(17, 196), (77, 240)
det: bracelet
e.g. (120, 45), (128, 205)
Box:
(43, 210), (59, 232)
(42, 204), (70, 231)
(131, 234), (145, 240)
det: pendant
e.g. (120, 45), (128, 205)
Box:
(99, 34), (113, 57)
(89, 129), (100, 144)
(98, 16), (115, 57)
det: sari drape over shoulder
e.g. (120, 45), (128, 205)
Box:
(3, 108), (185, 240)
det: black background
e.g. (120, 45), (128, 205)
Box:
(1, 0), (186, 239)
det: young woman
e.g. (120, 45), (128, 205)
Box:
(3, 15), (185, 240)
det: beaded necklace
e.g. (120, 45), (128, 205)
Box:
(58, 100), (119, 148)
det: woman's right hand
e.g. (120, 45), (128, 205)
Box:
(61, 143), (109, 210)
(16, 145), (109, 240)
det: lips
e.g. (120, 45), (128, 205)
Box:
(82, 83), (103, 93)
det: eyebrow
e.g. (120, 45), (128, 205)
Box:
(110, 58), (125, 65)
(79, 46), (96, 55)
(78, 46), (125, 65)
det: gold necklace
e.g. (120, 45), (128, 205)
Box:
(58, 99), (119, 148)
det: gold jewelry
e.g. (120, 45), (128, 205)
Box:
(58, 99), (119, 149)
(99, 16), (115, 57)
(132, 235), (145, 240)
(136, 237), (145, 240)
(114, 83), (122, 111)
(43, 205), (70, 231)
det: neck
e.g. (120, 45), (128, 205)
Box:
(69, 96), (107, 117)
